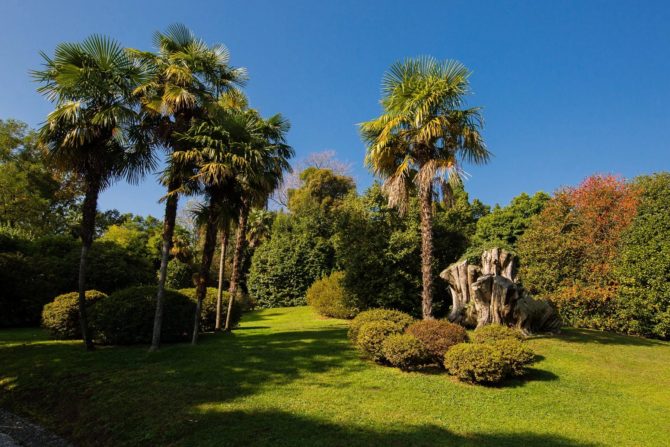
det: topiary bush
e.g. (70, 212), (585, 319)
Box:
(356, 320), (405, 362)
(443, 343), (506, 384)
(178, 287), (242, 332)
(471, 324), (524, 344)
(41, 290), (107, 339)
(306, 271), (357, 319)
(381, 333), (430, 369)
(347, 308), (415, 344)
(406, 319), (468, 364)
(492, 338), (536, 376)
(90, 286), (194, 345)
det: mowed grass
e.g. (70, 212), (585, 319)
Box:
(1, 307), (670, 446)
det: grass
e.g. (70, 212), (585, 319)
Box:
(1, 306), (670, 446)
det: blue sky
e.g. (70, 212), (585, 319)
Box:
(1, 0), (668, 217)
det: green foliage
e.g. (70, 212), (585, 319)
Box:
(406, 319), (468, 363)
(90, 286), (194, 345)
(288, 167), (355, 214)
(472, 192), (550, 249)
(248, 212), (335, 308)
(356, 320), (404, 362)
(335, 183), (478, 317)
(41, 290), (107, 339)
(347, 308), (415, 345)
(614, 173), (670, 339)
(306, 271), (356, 319)
(472, 324), (524, 344)
(381, 333), (430, 369)
(443, 343), (507, 384)
(492, 339), (536, 376)
(166, 259), (194, 289)
(178, 287), (242, 332)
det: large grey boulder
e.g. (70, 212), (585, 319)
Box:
(440, 248), (561, 335)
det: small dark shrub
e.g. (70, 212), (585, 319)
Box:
(306, 271), (357, 319)
(472, 324), (524, 344)
(41, 290), (107, 339)
(348, 309), (415, 344)
(493, 338), (536, 376)
(406, 319), (468, 363)
(178, 287), (242, 332)
(356, 320), (404, 362)
(90, 286), (194, 345)
(382, 333), (430, 369)
(443, 343), (506, 384)
(165, 259), (194, 289)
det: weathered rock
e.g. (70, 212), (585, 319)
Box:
(440, 248), (561, 335)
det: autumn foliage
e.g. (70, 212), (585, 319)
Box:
(517, 175), (639, 329)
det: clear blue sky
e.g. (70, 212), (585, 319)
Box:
(1, 0), (669, 217)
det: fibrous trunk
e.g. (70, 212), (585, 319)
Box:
(78, 175), (101, 351)
(215, 227), (229, 331)
(419, 182), (435, 319)
(225, 203), (248, 331)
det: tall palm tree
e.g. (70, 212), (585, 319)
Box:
(129, 24), (246, 350)
(33, 35), (155, 350)
(224, 113), (292, 331)
(360, 57), (490, 319)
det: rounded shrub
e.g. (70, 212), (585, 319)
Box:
(443, 343), (506, 384)
(178, 287), (242, 332)
(356, 320), (404, 362)
(472, 324), (524, 344)
(348, 309), (415, 344)
(406, 319), (468, 364)
(306, 271), (357, 319)
(90, 286), (194, 345)
(41, 290), (107, 339)
(381, 333), (430, 370)
(492, 338), (536, 376)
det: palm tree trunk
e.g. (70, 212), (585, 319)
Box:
(192, 196), (219, 345)
(78, 176), (101, 351)
(214, 227), (229, 331)
(150, 178), (180, 351)
(225, 203), (248, 331)
(419, 182), (435, 319)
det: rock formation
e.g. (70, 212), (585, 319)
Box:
(440, 248), (561, 335)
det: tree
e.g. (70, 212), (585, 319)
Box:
(360, 57), (490, 319)
(129, 24), (246, 350)
(33, 35), (155, 350)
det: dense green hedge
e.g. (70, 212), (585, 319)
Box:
(41, 290), (107, 339)
(306, 271), (356, 319)
(90, 286), (194, 345)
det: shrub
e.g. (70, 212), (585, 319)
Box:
(443, 343), (506, 384)
(356, 320), (404, 362)
(41, 290), (107, 339)
(406, 319), (468, 363)
(347, 308), (415, 344)
(165, 259), (194, 289)
(90, 286), (194, 345)
(471, 324), (523, 344)
(306, 271), (356, 319)
(178, 287), (242, 332)
(493, 339), (536, 376)
(381, 333), (430, 369)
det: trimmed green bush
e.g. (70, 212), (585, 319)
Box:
(306, 271), (356, 319)
(406, 319), (468, 364)
(347, 309), (415, 344)
(493, 339), (536, 376)
(443, 343), (506, 384)
(381, 333), (430, 369)
(472, 324), (524, 344)
(178, 287), (242, 332)
(356, 320), (404, 362)
(90, 286), (194, 345)
(41, 290), (107, 339)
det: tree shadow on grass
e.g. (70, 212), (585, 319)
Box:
(551, 328), (668, 347)
(184, 408), (598, 447)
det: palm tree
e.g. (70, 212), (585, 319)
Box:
(224, 113), (292, 331)
(360, 57), (490, 319)
(129, 24), (246, 350)
(33, 35), (156, 350)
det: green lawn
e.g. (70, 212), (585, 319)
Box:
(1, 306), (669, 446)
